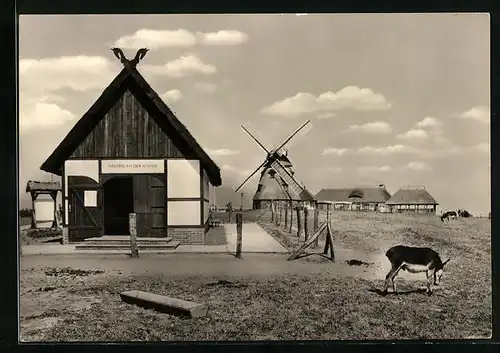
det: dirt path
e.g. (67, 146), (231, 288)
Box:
(21, 253), (384, 281)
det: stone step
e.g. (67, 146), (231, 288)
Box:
(83, 236), (173, 244)
(75, 241), (180, 251)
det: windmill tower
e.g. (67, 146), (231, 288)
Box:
(234, 120), (316, 210)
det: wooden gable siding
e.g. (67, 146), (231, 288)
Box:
(70, 90), (196, 159)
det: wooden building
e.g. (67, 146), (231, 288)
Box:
(40, 49), (222, 244)
(385, 187), (438, 213)
(315, 186), (391, 212)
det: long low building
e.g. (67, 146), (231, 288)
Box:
(315, 185), (392, 212)
(385, 187), (438, 213)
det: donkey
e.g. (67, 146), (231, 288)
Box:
(383, 245), (450, 296)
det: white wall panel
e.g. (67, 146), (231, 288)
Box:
(204, 201), (209, 223)
(167, 159), (200, 198)
(167, 200), (201, 226)
(64, 160), (99, 195)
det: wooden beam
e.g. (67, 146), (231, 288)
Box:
(119, 290), (208, 318)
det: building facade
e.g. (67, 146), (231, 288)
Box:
(315, 186), (392, 212)
(385, 187), (438, 213)
(40, 61), (221, 244)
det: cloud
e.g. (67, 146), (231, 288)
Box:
(161, 89), (183, 103)
(20, 101), (76, 132)
(349, 121), (392, 134)
(475, 142), (489, 153)
(261, 85), (391, 117)
(221, 164), (250, 177)
(323, 166), (343, 173)
(397, 129), (429, 140)
(406, 161), (432, 171)
(207, 148), (240, 156)
(194, 82), (217, 93)
(142, 54), (216, 77)
(20, 56), (116, 93)
(322, 147), (349, 156)
(358, 144), (419, 155)
(358, 165), (392, 173)
(416, 116), (442, 128)
(459, 106), (490, 124)
(114, 29), (197, 49)
(198, 30), (249, 46)
(317, 113), (336, 120)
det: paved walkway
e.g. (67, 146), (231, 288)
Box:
(224, 223), (288, 254)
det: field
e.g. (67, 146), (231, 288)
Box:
(20, 210), (491, 341)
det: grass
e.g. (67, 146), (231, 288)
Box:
(20, 211), (492, 341)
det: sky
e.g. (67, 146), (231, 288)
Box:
(18, 13), (490, 215)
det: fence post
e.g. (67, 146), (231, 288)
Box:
(236, 213), (243, 258)
(279, 202), (283, 225)
(313, 207), (319, 248)
(296, 206), (302, 239)
(271, 201), (275, 223)
(129, 213), (139, 258)
(289, 202), (293, 233)
(284, 203), (288, 230)
(304, 206), (309, 242)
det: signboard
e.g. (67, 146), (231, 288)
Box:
(101, 160), (164, 174)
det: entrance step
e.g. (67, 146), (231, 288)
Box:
(75, 236), (179, 251)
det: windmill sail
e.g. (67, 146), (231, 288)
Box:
(270, 159), (314, 201)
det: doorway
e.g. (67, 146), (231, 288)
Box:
(103, 176), (134, 235)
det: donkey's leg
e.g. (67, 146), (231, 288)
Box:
(383, 263), (402, 295)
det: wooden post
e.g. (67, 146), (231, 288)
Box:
(284, 203), (288, 230)
(296, 206), (302, 239)
(288, 202), (293, 233)
(271, 201), (275, 223)
(304, 206), (309, 242)
(129, 213), (139, 258)
(278, 202), (282, 225)
(236, 213), (243, 258)
(228, 207), (233, 223)
(30, 192), (37, 229)
(313, 207), (319, 248)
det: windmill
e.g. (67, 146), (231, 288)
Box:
(234, 120), (315, 210)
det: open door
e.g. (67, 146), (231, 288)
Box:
(67, 176), (102, 241)
(133, 175), (166, 237)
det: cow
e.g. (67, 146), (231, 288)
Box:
(383, 245), (450, 296)
(441, 211), (457, 222)
(458, 209), (472, 218)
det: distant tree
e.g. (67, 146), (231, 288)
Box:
(19, 208), (33, 218)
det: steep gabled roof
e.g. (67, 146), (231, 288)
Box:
(386, 188), (438, 205)
(315, 187), (391, 203)
(40, 66), (222, 186)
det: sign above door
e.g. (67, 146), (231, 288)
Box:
(101, 160), (164, 174)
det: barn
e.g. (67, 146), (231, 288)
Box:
(40, 50), (222, 245)
(315, 185), (391, 212)
(385, 187), (438, 213)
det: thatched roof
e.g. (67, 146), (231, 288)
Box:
(385, 188), (438, 205)
(25, 180), (61, 193)
(40, 62), (222, 186)
(315, 187), (391, 203)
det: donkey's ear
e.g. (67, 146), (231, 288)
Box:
(443, 259), (450, 266)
